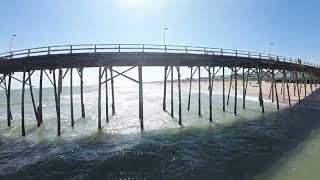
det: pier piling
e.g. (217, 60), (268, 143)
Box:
(70, 68), (74, 127)
(98, 67), (102, 130)
(21, 70), (26, 136)
(295, 71), (301, 102)
(222, 67), (225, 111)
(163, 66), (168, 111)
(284, 70), (291, 106)
(242, 68), (245, 109)
(110, 67), (115, 115)
(171, 66), (174, 117)
(105, 67), (109, 123)
(38, 70), (43, 125)
(271, 70), (275, 102)
(234, 67), (238, 115)
(257, 69), (264, 113)
(272, 70), (280, 110)
(138, 65), (144, 129)
(187, 67), (193, 111)
(7, 73), (12, 126)
(177, 66), (182, 125)
(227, 71), (233, 106)
(28, 71), (38, 126)
(80, 68), (85, 118)
(208, 66), (212, 121)
(198, 66), (201, 116)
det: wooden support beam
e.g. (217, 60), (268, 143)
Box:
(211, 67), (220, 84)
(304, 71), (307, 98)
(28, 71), (38, 126)
(293, 73), (297, 96)
(208, 66), (212, 121)
(62, 68), (70, 79)
(58, 68), (63, 135)
(271, 70), (274, 102)
(111, 69), (139, 83)
(70, 68), (74, 127)
(272, 70), (280, 110)
(53, 69), (61, 136)
(163, 66), (168, 111)
(25, 70), (35, 83)
(171, 66), (174, 117)
(98, 67), (102, 130)
(103, 66), (136, 83)
(198, 66), (201, 116)
(227, 72), (233, 106)
(7, 74), (12, 126)
(53, 70), (58, 134)
(281, 73), (285, 97)
(257, 69), (265, 113)
(11, 76), (33, 87)
(310, 73), (313, 92)
(109, 67), (115, 115)
(243, 69), (249, 109)
(222, 67), (225, 111)
(299, 71), (303, 93)
(44, 70), (54, 86)
(187, 67), (193, 111)
(21, 71), (26, 136)
(138, 65), (144, 130)
(288, 72), (292, 91)
(295, 71), (301, 102)
(234, 67), (238, 115)
(242, 68), (245, 109)
(105, 67), (109, 123)
(211, 66), (216, 86)
(80, 68), (85, 118)
(177, 66), (182, 125)
(58, 69), (63, 94)
(38, 70), (43, 125)
(284, 70), (291, 106)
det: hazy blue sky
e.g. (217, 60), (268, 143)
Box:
(0, 0), (319, 87)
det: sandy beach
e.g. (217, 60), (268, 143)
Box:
(151, 80), (320, 106)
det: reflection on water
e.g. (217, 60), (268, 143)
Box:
(0, 84), (319, 180)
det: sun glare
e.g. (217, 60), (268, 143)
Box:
(127, 0), (146, 7)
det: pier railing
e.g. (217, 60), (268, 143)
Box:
(0, 44), (318, 68)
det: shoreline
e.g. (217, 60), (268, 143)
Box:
(148, 80), (320, 106)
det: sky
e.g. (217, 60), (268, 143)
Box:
(0, 0), (320, 88)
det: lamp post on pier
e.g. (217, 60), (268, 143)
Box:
(10, 34), (16, 53)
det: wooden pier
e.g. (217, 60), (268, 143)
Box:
(0, 44), (319, 136)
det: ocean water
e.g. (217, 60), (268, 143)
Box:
(0, 83), (320, 180)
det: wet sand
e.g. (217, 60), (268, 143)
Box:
(150, 80), (320, 106)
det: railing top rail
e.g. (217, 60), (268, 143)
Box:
(0, 43), (318, 68)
